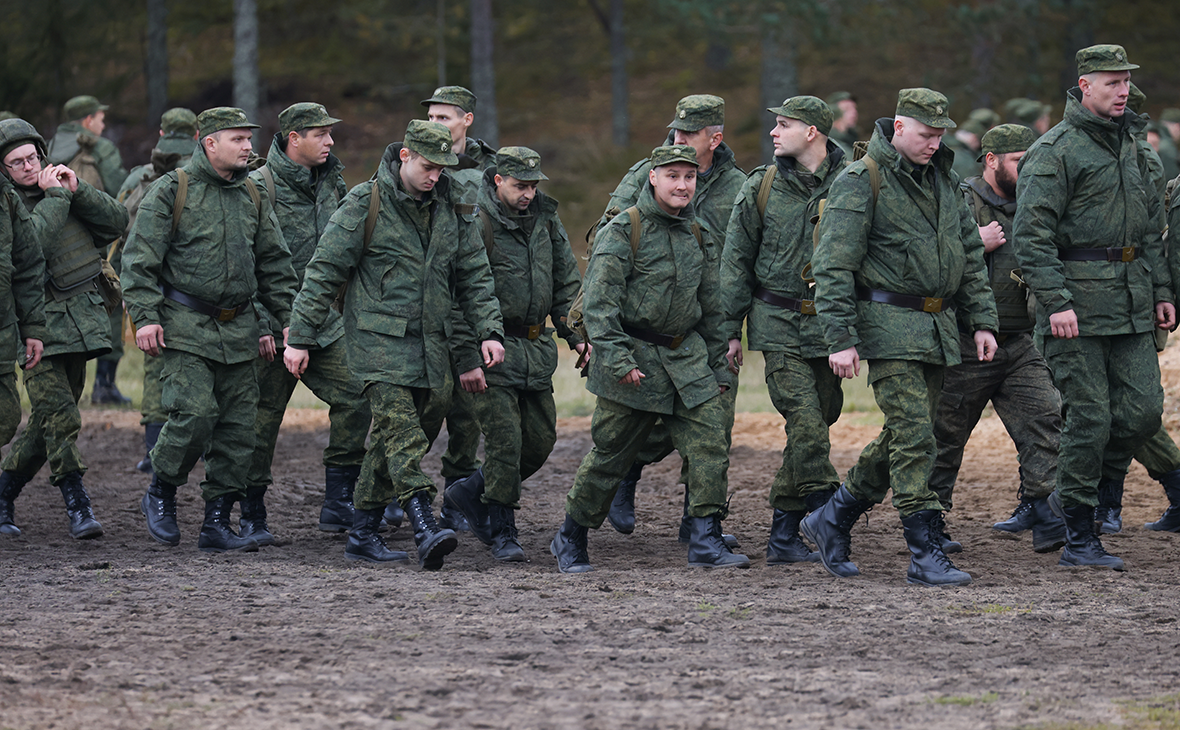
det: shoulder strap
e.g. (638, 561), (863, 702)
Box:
(259, 164), (276, 204)
(756, 166), (777, 221)
(861, 155), (881, 205)
(171, 169), (188, 239)
(969, 187), (990, 225)
(362, 182), (380, 253)
(477, 206), (494, 254)
(244, 178), (262, 216)
(626, 206), (641, 255)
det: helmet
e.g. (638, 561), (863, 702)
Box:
(0, 118), (48, 162)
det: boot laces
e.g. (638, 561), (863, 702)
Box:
(924, 532), (958, 569)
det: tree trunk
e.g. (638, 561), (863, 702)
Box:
(760, 22), (797, 163)
(1060, 0), (1095, 95)
(144, 0), (169, 128)
(470, 0), (498, 148)
(437, 0), (447, 87)
(610, 0), (628, 147)
(970, 31), (996, 109)
(233, 0), (260, 137)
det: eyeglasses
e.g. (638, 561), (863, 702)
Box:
(2, 153), (41, 171)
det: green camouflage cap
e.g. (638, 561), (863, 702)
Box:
(63, 95), (109, 120)
(495, 146), (547, 181)
(279, 102), (342, 137)
(969, 108), (1001, 129)
(895, 88), (956, 129)
(667, 94), (725, 132)
(420, 86), (477, 113)
(1076, 44), (1138, 76)
(959, 117), (988, 138)
(1004, 98), (1049, 126)
(1161, 108), (1180, 124)
(826, 91), (856, 120)
(160, 107), (197, 136)
(976, 124), (1037, 162)
(649, 144), (698, 169)
(404, 119), (459, 166)
(197, 107), (260, 138)
(768, 95), (833, 136)
(1127, 82), (1147, 114)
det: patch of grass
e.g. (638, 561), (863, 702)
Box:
(932, 692), (999, 706)
(728, 606), (752, 620)
(695, 601), (717, 614)
(1030, 693), (1180, 730)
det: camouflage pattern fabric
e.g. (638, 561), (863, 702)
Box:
(0, 182), (49, 370)
(354, 381), (449, 511)
(469, 385), (557, 508)
(765, 353), (843, 511)
(1120, 425), (1180, 480)
(139, 347), (166, 424)
(439, 367), (482, 480)
(1, 353), (89, 484)
(0, 370), (20, 448)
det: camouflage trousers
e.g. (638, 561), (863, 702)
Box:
(247, 339), (370, 490)
(930, 333), (1061, 509)
(0, 369), (21, 448)
(1102, 425), (1180, 481)
(469, 385), (557, 508)
(2, 353), (89, 485)
(140, 348), (166, 424)
(1044, 332), (1162, 508)
(764, 351), (844, 512)
(565, 393), (729, 529)
(847, 360), (945, 517)
(354, 381), (451, 512)
(151, 350), (259, 502)
(439, 356), (483, 481)
(627, 372), (738, 478)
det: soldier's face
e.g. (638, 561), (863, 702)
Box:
(673, 128), (721, 164)
(427, 104), (473, 145)
(205, 129), (254, 177)
(1080, 71), (1130, 120)
(288, 126), (334, 169)
(82, 110), (105, 137)
(893, 118), (944, 166)
(399, 150), (444, 198)
(648, 163), (697, 215)
(770, 116), (813, 158)
(838, 100), (858, 128)
(2, 143), (43, 187)
(494, 175), (538, 211)
(988, 150), (1024, 199)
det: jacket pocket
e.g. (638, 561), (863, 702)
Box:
(355, 310), (407, 337)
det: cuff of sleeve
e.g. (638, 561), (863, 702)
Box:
(1154, 286), (1174, 306)
(45, 187), (72, 201)
(713, 367), (734, 390)
(19, 325), (49, 343)
(287, 321), (318, 348)
(827, 326), (859, 355)
(609, 354), (638, 381)
(454, 349), (483, 374)
(1042, 290), (1073, 316)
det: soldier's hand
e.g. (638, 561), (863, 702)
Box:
(59, 166), (78, 192)
(619, 368), (645, 386)
(284, 346), (310, 379)
(1156, 302), (1177, 331)
(829, 346), (860, 379)
(574, 342), (592, 370)
(23, 338), (43, 370)
(481, 339), (505, 367)
(1049, 309), (1079, 339)
(726, 339), (743, 374)
(259, 335), (276, 361)
(460, 367), (488, 393)
(974, 330), (998, 362)
(136, 324), (166, 357)
(978, 221), (1006, 253)
(37, 166), (64, 190)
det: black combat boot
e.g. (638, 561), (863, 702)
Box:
(137, 422), (163, 474)
(197, 495), (259, 553)
(1094, 476), (1124, 535)
(929, 511), (962, 554)
(443, 469), (492, 545)
(382, 501), (405, 530)
(0, 471), (33, 537)
(345, 507), (409, 563)
(800, 484), (873, 578)
(140, 474), (180, 546)
(766, 509), (818, 564)
(678, 490), (738, 547)
(900, 510), (972, 587)
(1145, 468), (1180, 531)
(405, 491), (457, 570)
(687, 514), (751, 568)
(607, 462), (643, 534)
(319, 465), (359, 533)
(439, 475), (471, 532)
(804, 487), (836, 515)
(57, 472), (103, 539)
(91, 360), (131, 405)
(550, 514), (593, 573)
(993, 496), (1037, 533)
(1029, 496), (1067, 553)
(1049, 491), (1125, 570)
(239, 486), (275, 546)
(488, 502), (525, 562)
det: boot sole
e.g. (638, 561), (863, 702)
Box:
(493, 551), (527, 563)
(70, 525), (104, 540)
(198, 542), (259, 554)
(607, 513), (635, 535)
(317, 522), (350, 533)
(689, 557), (751, 569)
(907, 575), (972, 587)
(0, 525), (21, 537)
(766, 552), (821, 565)
(345, 551), (410, 564)
(800, 519), (860, 578)
(418, 533), (458, 571)
(1058, 556), (1125, 571)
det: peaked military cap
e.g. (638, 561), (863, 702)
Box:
(977, 124), (1037, 161)
(197, 107), (260, 138)
(1161, 108), (1180, 124)
(968, 107), (1001, 130)
(160, 108), (197, 136)
(421, 86), (477, 113)
(496, 146), (547, 181)
(1076, 44), (1138, 76)
(826, 91), (856, 120)
(667, 94), (725, 132)
(63, 95), (109, 121)
(959, 117), (988, 139)
(404, 119), (459, 166)
(650, 144), (698, 169)
(279, 102), (342, 137)
(768, 95), (833, 136)
(895, 88), (956, 129)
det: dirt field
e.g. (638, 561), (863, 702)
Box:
(4, 352), (1180, 730)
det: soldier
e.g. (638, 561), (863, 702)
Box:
(945, 116), (987, 183)
(969, 108), (1001, 132)
(115, 107), (200, 473)
(1014, 45), (1174, 570)
(1159, 108), (1180, 179)
(598, 94), (746, 544)
(720, 96), (847, 564)
(805, 88), (999, 587)
(0, 117), (128, 540)
(551, 144), (749, 573)
(826, 91), (860, 157)
(930, 124), (1066, 554)
(442, 147), (586, 561)
(284, 120), (504, 570)
(1004, 98), (1053, 137)
(123, 107), (297, 553)
(0, 120), (49, 536)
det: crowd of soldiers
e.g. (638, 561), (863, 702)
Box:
(2, 42), (1179, 583)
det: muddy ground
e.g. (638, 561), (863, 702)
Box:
(4, 354), (1180, 730)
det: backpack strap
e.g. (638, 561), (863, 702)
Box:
(244, 178), (262, 216)
(259, 164), (276, 205)
(362, 182), (380, 253)
(477, 206), (494, 255)
(861, 154), (881, 205)
(171, 169), (188, 239)
(626, 206), (641, 255)
(756, 166), (776, 222)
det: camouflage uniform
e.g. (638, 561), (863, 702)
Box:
(46, 96), (128, 196)
(826, 92), (859, 159)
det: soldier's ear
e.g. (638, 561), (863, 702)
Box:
(494, 174), (504, 187)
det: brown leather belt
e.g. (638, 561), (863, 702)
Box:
(503, 322), (545, 340)
(856, 285), (952, 314)
(1059, 246), (1137, 262)
(622, 323), (685, 350)
(161, 284), (249, 322)
(754, 287), (816, 315)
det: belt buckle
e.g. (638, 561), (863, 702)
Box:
(217, 308), (236, 322)
(922, 297), (943, 313)
(669, 334), (684, 350)
(800, 300), (817, 316)
(527, 323), (542, 340)
(1121, 247), (1135, 262)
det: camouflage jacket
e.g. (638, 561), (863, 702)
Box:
(452, 168), (582, 390)
(829, 127), (859, 159)
(721, 142), (847, 358)
(288, 143), (503, 389)
(583, 184), (730, 414)
(961, 176), (1033, 334)
(1014, 89), (1171, 337)
(46, 122), (128, 195)
(117, 133), (198, 202)
(122, 146), (297, 365)
(812, 118), (998, 365)
(250, 134), (348, 347)
(944, 133), (981, 185)
(0, 181), (48, 367)
(448, 137), (497, 205)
